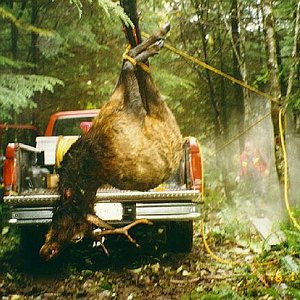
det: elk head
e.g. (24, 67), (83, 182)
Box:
(40, 209), (84, 261)
(39, 204), (152, 261)
(39, 187), (113, 261)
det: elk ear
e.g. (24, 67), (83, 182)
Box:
(63, 188), (74, 202)
(86, 214), (114, 230)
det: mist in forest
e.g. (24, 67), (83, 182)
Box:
(286, 114), (300, 210)
(204, 101), (287, 222)
(231, 114), (283, 221)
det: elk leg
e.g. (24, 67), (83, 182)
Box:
(128, 23), (170, 58)
(92, 219), (152, 248)
(121, 25), (167, 115)
(123, 40), (165, 114)
(121, 40), (164, 115)
(132, 40), (165, 65)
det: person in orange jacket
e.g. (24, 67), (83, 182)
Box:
(235, 142), (270, 196)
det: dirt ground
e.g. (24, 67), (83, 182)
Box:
(0, 219), (268, 300)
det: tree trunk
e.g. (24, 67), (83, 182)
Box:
(9, 1), (18, 60)
(239, 2), (251, 127)
(230, 0), (245, 148)
(31, 0), (38, 68)
(261, 0), (284, 185)
(192, 0), (224, 135)
(286, 1), (300, 100)
(191, 0), (235, 200)
(217, 0), (247, 144)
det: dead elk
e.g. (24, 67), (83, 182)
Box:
(39, 24), (182, 261)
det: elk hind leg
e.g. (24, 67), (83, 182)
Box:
(128, 23), (170, 59)
(122, 40), (164, 115)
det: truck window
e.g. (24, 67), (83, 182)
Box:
(53, 117), (94, 136)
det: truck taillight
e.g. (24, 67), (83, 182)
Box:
(187, 137), (203, 191)
(3, 143), (17, 195)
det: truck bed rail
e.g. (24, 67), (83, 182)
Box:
(5, 189), (202, 225)
(4, 188), (201, 206)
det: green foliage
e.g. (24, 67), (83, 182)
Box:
(281, 223), (300, 254)
(0, 74), (63, 122)
(0, 56), (34, 69)
(69, 0), (133, 26)
(0, 225), (19, 259)
(182, 283), (246, 300)
(152, 66), (195, 112)
(287, 91), (300, 111)
(0, 6), (52, 37)
(38, 27), (108, 59)
(0, 203), (3, 227)
(252, 68), (269, 88)
(281, 255), (300, 273)
(287, 287), (300, 299)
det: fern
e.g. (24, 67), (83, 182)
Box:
(70, 0), (83, 17)
(94, 0), (132, 26)
(69, 0), (133, 26)
(0, 74), (64, 121)
(0, 55), (34, 69)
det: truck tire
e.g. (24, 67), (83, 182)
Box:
(166, 221), (193, 253)
(19, 225), (47, 257)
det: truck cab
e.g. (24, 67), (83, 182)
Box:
(2, 110), (203, 254)
(44, 109), (100, 136)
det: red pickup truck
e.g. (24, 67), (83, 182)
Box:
(2, 109), (203, 254)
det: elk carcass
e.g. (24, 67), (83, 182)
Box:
(39, 24), (182, 261)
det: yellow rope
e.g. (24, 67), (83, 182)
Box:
(206, 112), (271, 161)
(141, 32), (279, 104)
(200, 219), (238, 266)
(183, 136), (236, 266)
(55, 136), (79, 168)
(122, 45), (151, 73)
(200, 108), (298, 269)
(279, 108), (300, 230)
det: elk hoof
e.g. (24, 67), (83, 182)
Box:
(162, 22), (171, 34)
(155, 39), (164, 49)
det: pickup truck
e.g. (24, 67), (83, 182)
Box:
(2, 109), (203, 254)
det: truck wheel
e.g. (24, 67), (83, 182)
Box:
(19, 225), (47, 257)
(166, 221), (193, 253)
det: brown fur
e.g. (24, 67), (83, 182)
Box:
(86, 85), (182, 191)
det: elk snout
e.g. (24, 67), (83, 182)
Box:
(39, 242), (61, 261)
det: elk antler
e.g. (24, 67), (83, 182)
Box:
(90, 218), (153, 255)
(86, 213), (115, 230)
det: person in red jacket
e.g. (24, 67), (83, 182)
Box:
(235, 142), (270, 196)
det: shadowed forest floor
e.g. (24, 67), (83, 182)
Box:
(1, 205), (299, 300)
